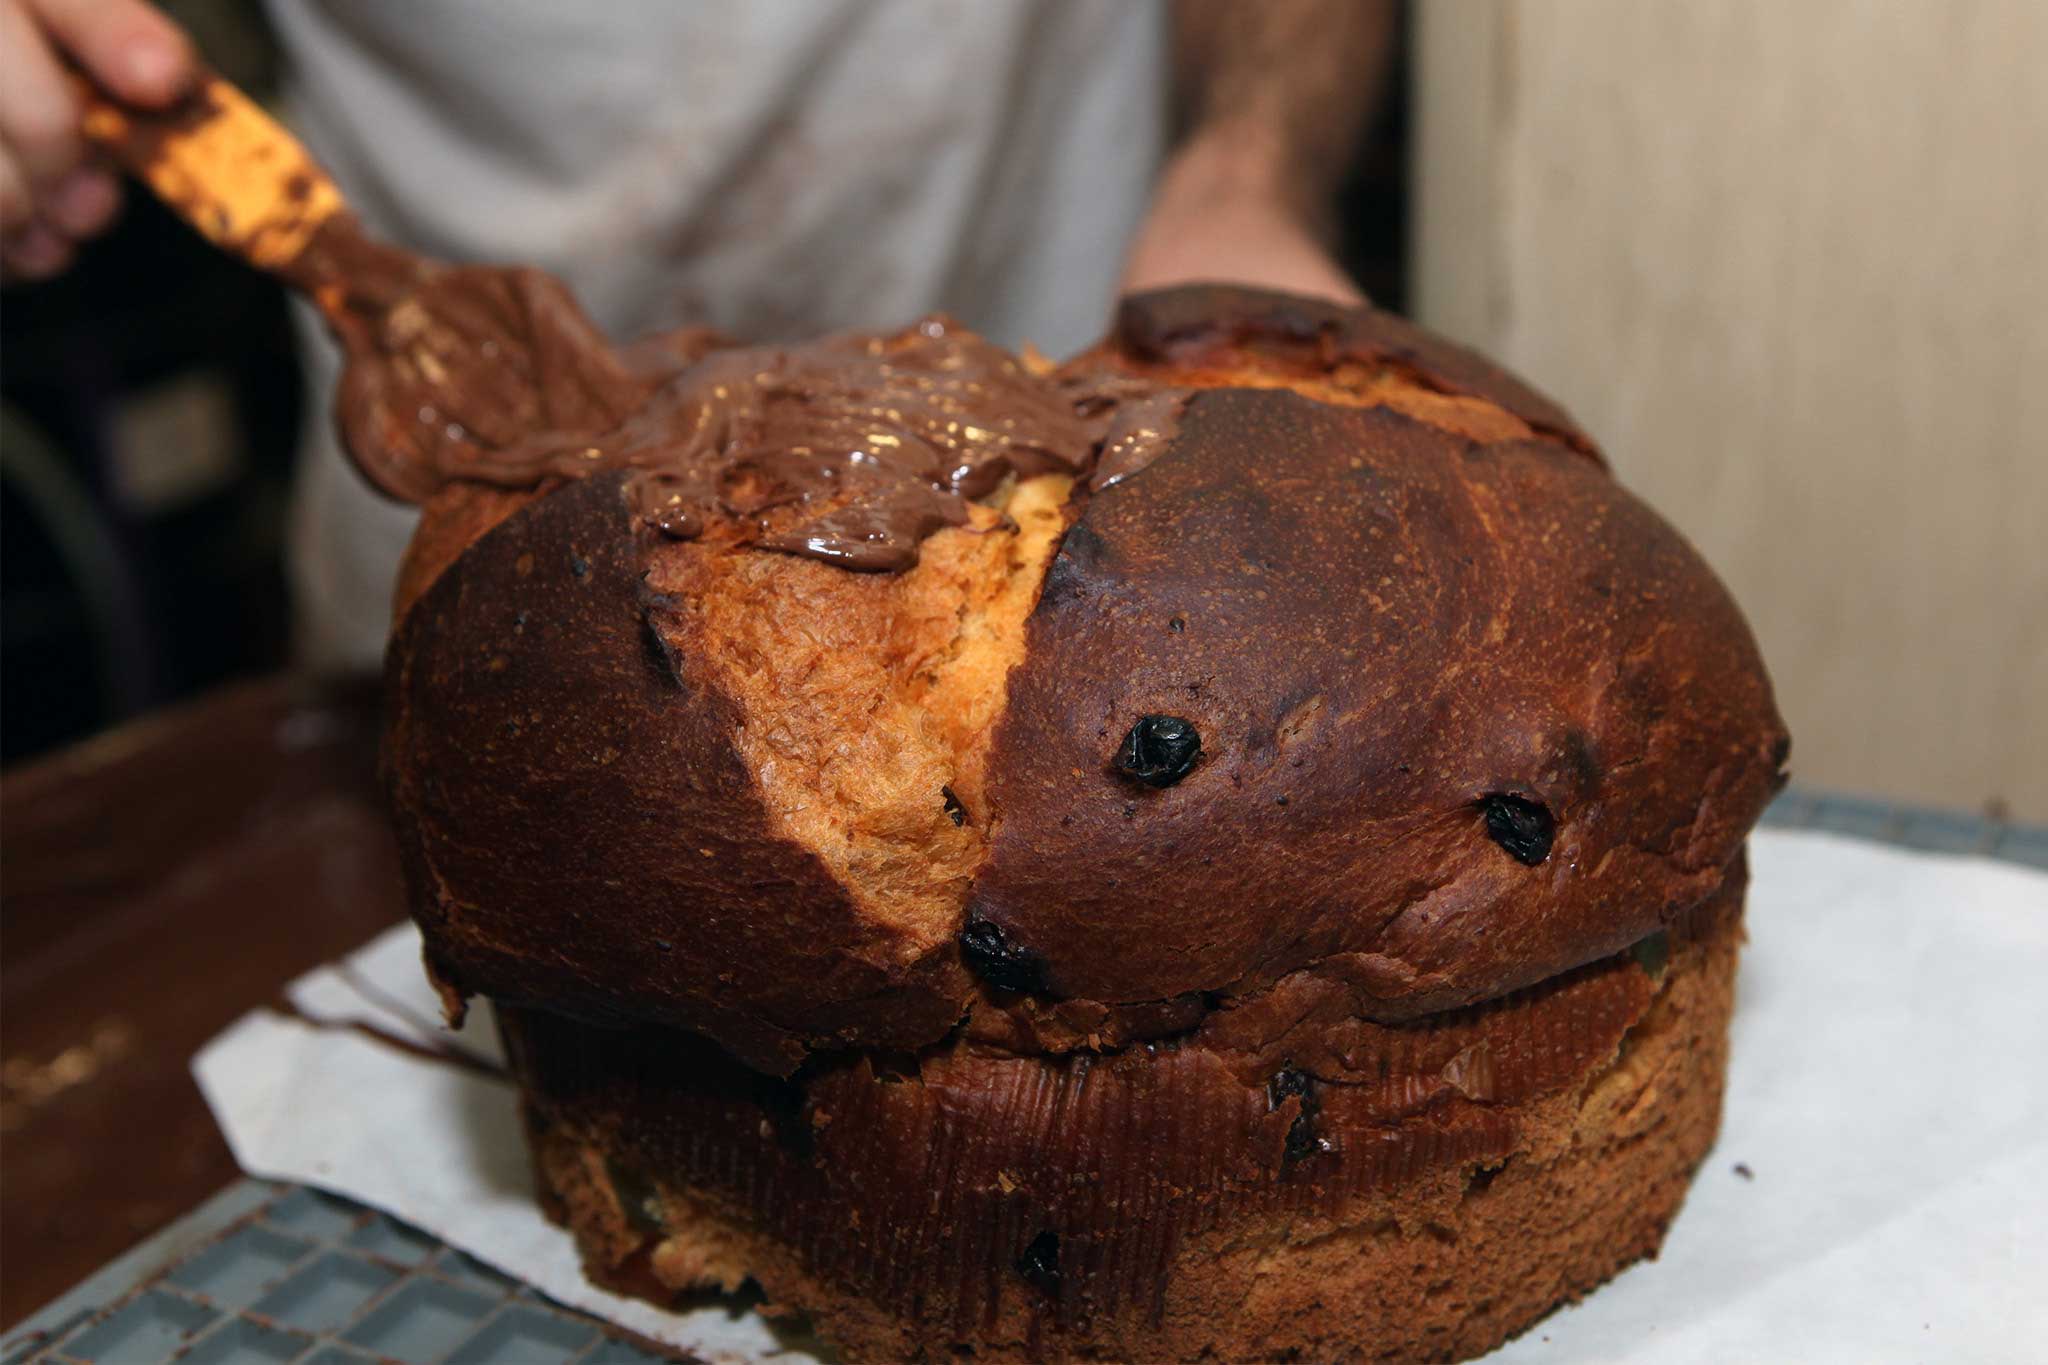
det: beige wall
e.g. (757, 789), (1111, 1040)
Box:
(1413, 0), (2048, 820)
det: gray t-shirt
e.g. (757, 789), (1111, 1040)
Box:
(270, 0), (1168, 665)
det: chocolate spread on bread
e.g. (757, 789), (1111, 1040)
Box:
(293, 215), (1132, 570)
(618, 323), (1094, 571)
(295, 223), (1604, 578)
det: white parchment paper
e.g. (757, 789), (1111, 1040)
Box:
(195, 829), (2048, 1362)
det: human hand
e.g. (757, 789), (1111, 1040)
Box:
(1, 0), (195, 280)
(1121, 128), (1363, 307)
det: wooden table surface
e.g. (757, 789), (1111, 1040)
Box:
(0, 675), (407, 1326)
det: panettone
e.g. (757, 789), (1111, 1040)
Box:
(375, 285), (1787, 1362)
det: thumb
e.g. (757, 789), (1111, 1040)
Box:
(31, 0), (197, 108)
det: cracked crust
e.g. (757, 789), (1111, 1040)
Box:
(967, 384), (1780, 1033)
(510, 876), (1742, 1362)
(383, 286), (1786, 1078)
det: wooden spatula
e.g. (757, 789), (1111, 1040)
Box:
(75, 71), (344, 280)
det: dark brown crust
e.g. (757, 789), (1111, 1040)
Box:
(969, 388), (1781, 1018)
(509, 891), (1741, 1362)
(383, 472), (968, 1074)
(1107, 285), (1599, 457)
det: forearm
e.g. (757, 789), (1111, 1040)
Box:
(1167, 0), (1396, 231)
(1123, 0), (1395, 303)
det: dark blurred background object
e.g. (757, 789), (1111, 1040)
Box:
(0, 0), (1411, 767)
(1, 0), (299, 766)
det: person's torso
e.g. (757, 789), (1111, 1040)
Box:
(267, 0), (1169, 356)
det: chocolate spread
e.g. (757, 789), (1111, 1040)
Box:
(290, 216), (1181, 572)
(616, 320), (1095, 571)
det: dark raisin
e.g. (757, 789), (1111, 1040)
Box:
(942, 786), (967, 826)
(1283, 1113), (1320, 1163)
(753, 1076), (815, 1159)
(1481, 794), (1554, 865)
(959, 918), (1050, 994)
(1630, 930), (1670, 978)
(570, 554), (591, 578)
(604, 1158), (666, 1236)
(1268, 1068), (1312, 1105)
(1116, 714), (1202, 788)
(1015, 1230), (1061, 1297)
(1268, 1068), (1323, 1165)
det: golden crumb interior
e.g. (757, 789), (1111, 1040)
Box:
(650, 474), (1074, 961)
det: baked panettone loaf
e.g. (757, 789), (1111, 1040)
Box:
(379, 285), (1787, 1362)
